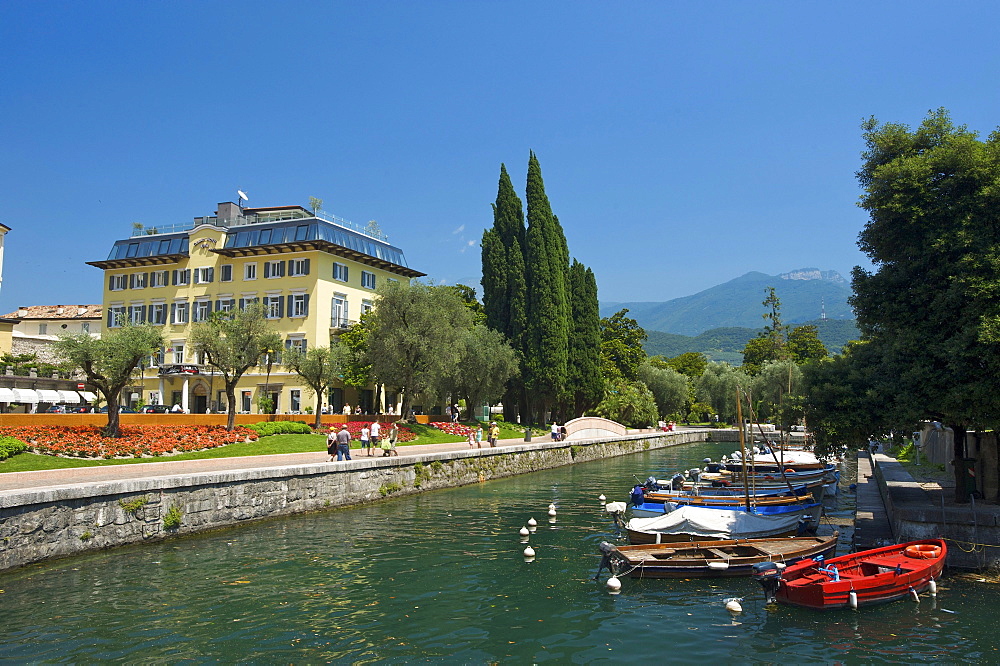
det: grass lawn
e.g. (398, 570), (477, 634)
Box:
(0, 421), (538, 474)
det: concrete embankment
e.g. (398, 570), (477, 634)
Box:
(868, 451), (1000, 570)
(0, 430), (709, 572)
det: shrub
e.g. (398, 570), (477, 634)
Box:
(163, 505), (183, 530)
(244, 421), (313, 437)
(0, 435), (28, 460)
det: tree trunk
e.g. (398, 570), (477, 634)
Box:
(953, 424), (970, 503)
(225, 384), (238, 432)
(313, 385), (323, 430)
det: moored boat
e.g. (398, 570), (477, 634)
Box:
(626, 504), (815, 544)
(598, 533), (839, 579)
(753, 539), (947, 609)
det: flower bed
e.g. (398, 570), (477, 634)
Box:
(0, 425), (258, 459)
(318, 421), (416, 442)
(430, 422), (478, 436)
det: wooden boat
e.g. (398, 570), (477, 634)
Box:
(753, 539), (947, 609)
(597, 533), (838, 579)
(630, 499), (822, 524)
(643, 491), (806, 507)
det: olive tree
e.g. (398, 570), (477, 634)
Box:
(56, 323), (164, 437)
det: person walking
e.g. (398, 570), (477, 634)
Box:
(326, 427), (338, 462)
(467, 427), (476, 448)
(383, 422), (399, 456)
(551, 422), (561, 441)
(488, 421), (499, 447)
(370, 420), (381, 454)
(360, 424), (370, 456)
(335, 424), (352, 461)
(452, 403), (460, 423)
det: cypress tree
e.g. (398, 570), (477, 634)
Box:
(481, 164), (527, 422)
(566, 259), (604, 416)
(523, 151), (569, 421)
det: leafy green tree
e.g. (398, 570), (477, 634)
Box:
(189, 303), (282, 431)
(638, 361), (688, 418)
(481, 163), (528, 421)
(450, 325), (520, 419)
(523, 152), (570, 421)
(852, 109), (1000, 496)
(565, 259), (604, 417)
(787, 325), (828, 364)
(55, 323), (164, 437)
(657, 351), (708, 380)
(593, 377), (658, 428)
(338, 313), (372, 390)
(600, 309), (647, 381)
(749, 359), (804, 426)
(365, 281), (472, 419)
(741, 286), (788, 374)
(284, 345), (345, 428)
(695, 362), (749, 424)
(442, 284), (487, 326)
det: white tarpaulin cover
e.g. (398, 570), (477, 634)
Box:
(0, 387), (14, 402)
(627, 505), (805, 540)
(730, 450), (822, 466)
(80, 392), (97, 402)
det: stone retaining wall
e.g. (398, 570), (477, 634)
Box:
(0, 431), (708, 572)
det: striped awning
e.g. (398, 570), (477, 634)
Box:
(57, 390), (82, 403)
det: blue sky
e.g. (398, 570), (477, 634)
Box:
(2, 1), (999, 315)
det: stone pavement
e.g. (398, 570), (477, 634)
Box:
(0, 437), (537, 493)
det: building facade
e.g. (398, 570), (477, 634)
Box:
(0, 305), (103, 364)
(87, 201), (424, 414)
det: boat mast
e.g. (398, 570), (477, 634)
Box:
(736, 388), (752, 511)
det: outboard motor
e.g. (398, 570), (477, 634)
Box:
(596, 541), (619, 579)
(752, 561), (782, 604)
(688, 468), (702, 483)
(704, 461), (722, 474)
(644, 476), (658, 491)
(671, 473), (685, 490)
(630, 484), (645, 507)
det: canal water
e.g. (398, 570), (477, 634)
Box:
(1, 441), (997, 663)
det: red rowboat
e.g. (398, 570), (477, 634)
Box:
(753, 539), (946, 609)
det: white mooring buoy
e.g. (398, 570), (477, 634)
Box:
(523, 545), (535, 560)
(724, 598), (742, 613)
(527, 517), (537, 528)
(606, 575), (622, 593)
(548, 503), (556, 511)
(519, 526), (530, 537)
(929, 579), (938, 596)
(599, 494), (606, 502)
(849, 590), (858, 610)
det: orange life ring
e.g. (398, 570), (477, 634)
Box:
(784, 469), (795, 474)
(904, 544), (941, 559)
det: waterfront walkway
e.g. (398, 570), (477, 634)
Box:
(0, 436), (543, 492)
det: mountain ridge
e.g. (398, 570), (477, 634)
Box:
(601, 267), (854, 336)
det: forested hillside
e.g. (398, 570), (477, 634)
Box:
(644, 319), (859, 361)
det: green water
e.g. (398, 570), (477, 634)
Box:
(1, 442), (997, 663)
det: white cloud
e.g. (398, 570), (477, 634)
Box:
(452, 224), (465, 234)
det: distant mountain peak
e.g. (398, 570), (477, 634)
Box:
(778, 268), (846, 283)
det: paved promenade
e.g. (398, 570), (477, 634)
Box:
(0, 436), (550, 493)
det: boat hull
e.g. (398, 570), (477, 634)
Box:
(603, 534), (839, 579)
(774, 539), (946, 610)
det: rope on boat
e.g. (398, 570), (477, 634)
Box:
(941, 536), (999, 553)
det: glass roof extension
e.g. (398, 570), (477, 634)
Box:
(106, 234), (188, 261)
(222, 220), (410, 267)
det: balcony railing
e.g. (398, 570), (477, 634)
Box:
(130, 209), (388, 242)
(331, 317), (355, 329)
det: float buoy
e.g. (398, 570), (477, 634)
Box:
(905, 544), (942, 559)
(523, 546), (535, 559)
(929, 579), (938, 596)
(724, 598), (742, 613)
(519, 526), (530, 537)
(849, 590), (858, 610)
(599, 494), (606, 502)
(606, 575), (621, 593)
(527, 518), (537, 527)
(548, 507), (557, 517)
(909, 587), (920, 602)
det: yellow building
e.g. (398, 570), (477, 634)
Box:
(87, 201), (424, 414)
